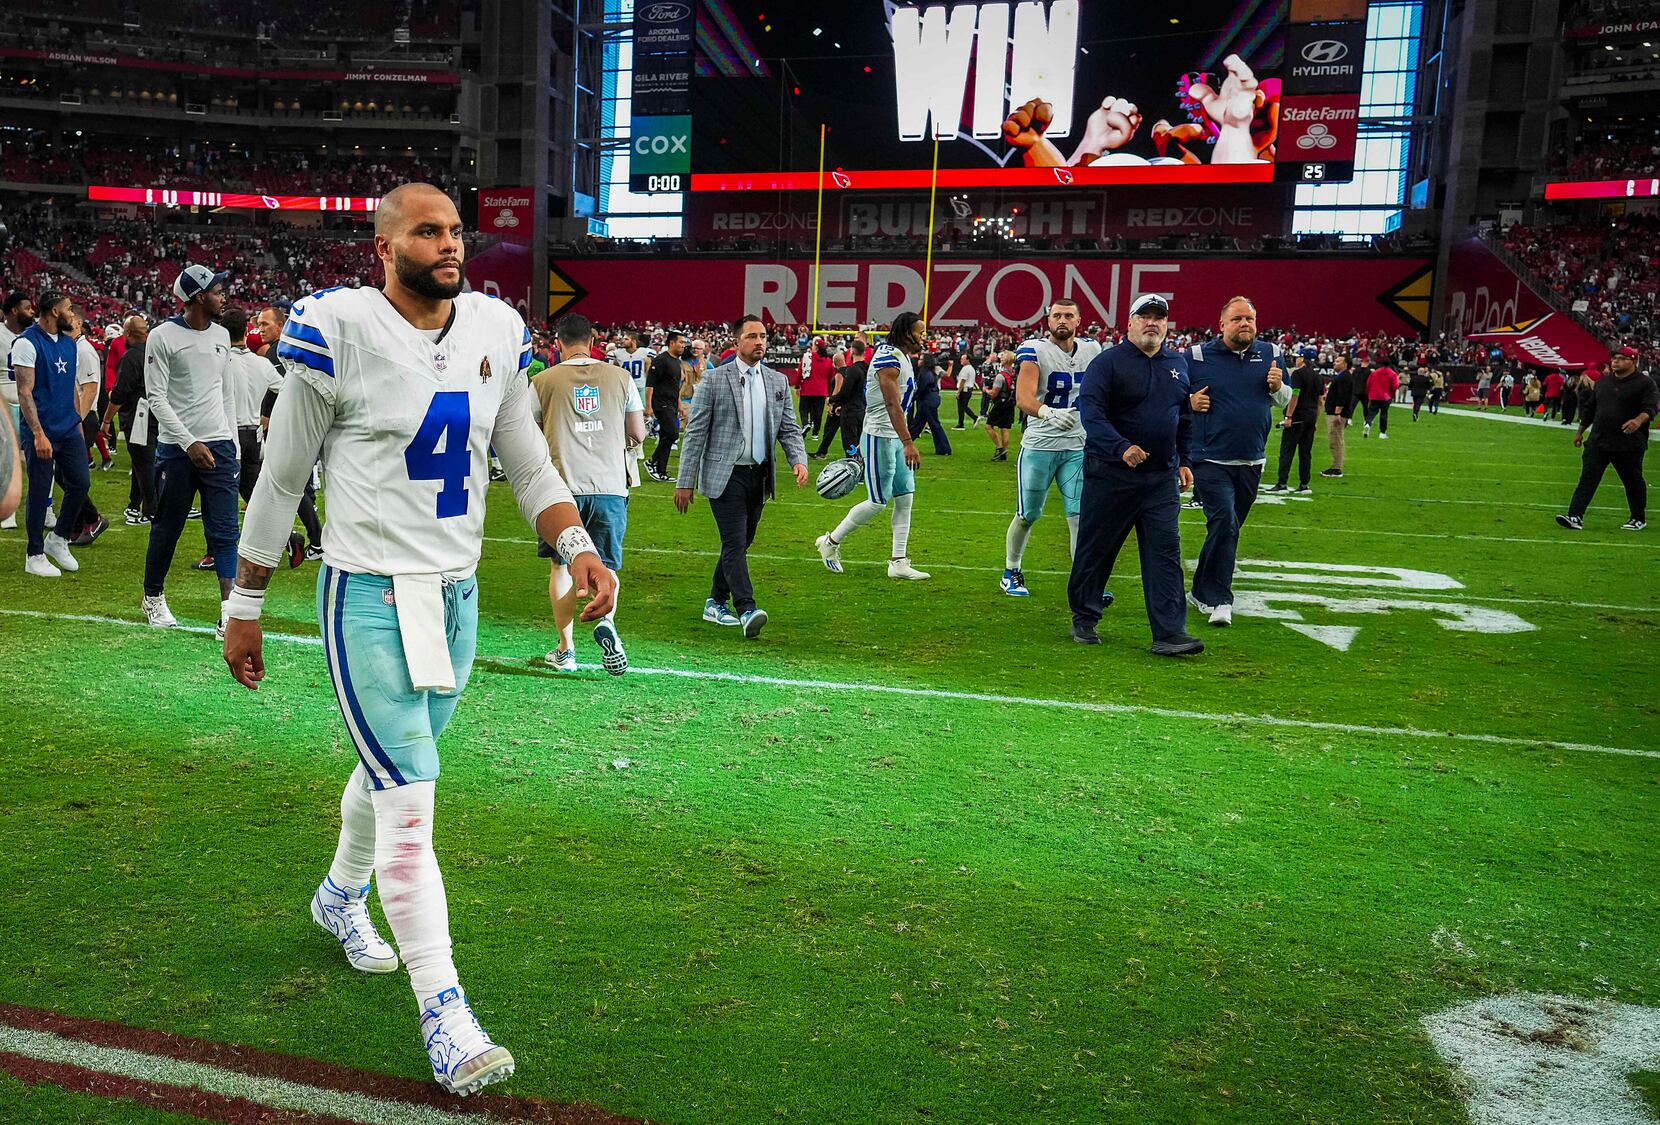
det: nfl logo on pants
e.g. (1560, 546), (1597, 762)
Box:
(573, 384), (600, 415)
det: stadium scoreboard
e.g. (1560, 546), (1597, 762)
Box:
(630, 0), (1370, 194)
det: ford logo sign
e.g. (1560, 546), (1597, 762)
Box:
(642, 2), (690, 21)
(1300, 40), (1350, 63)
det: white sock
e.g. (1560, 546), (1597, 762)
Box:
(891, 492), (914, 559)
(831, 499), (885, 544)
(1066, 514), (1080, 559)
(1005, 517), (1034, 570)
(326, 764), (377, 891)
(370, 781), (459, 1005)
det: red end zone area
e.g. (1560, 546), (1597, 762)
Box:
(546, 256), (1433, 335)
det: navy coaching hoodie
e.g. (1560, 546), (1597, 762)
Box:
(1079, 341), (1193, 472)
(1184, 337), (1285, 462)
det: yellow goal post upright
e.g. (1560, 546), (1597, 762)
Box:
(808, 125), (940, 349)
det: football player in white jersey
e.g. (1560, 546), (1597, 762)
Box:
(815, 312), (929, 580)
(222, 184), (617, 1098)
(607, 329), (656, 472)
(1002, 298), (1101, 596)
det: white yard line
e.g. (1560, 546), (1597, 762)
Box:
(1441, 405), (1660, 439)
(2, 607), (1653, 761)
(0, 1023), (481, 1125)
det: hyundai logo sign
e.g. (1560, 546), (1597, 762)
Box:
(641, 2), (690, 21)
(1300, 40), (1351, 63)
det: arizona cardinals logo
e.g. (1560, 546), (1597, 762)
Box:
(831, 170), (853, 189)
(1052, 167), (1075, 186)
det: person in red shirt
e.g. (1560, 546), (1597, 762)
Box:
(798, 337), (833, 439)
(1364, 360), (1400, 439)
(1543, 369), (1567, 420)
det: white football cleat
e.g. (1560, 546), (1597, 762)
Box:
(24, 554), (62, 578)
(1186, 591), (1216, 615)
(887, 557), (929, 580)
(43, 532), (79, 572)
(592, 618), (627, 675)
(311, 877), (399, 974)
(1208, 604), (1233, 627)
(544, 648), (577, 671)
(815, 533), (844, 574)
(420, 988), (515, 1097)
(142, 594), (178, 628)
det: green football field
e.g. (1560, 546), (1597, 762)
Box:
(2, 405), (1657, 1124)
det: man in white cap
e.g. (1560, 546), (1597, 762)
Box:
(141, 263), (240, 634)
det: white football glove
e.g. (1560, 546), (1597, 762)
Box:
(1038, 405), (1080, 430)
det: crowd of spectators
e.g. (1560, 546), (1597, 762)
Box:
(1548, 137), (1660, 181)
(1502, 212), (1660, 365)
(2, 139), (454, 197)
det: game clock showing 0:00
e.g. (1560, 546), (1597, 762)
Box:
(630, 174), (684, 193)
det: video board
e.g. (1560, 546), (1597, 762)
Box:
(651, 0), (1362, 191)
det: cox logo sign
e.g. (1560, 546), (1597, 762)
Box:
(1300, 40), (1350, 63)
(635, 133), (689, 155)
(640, 2), (690, 21)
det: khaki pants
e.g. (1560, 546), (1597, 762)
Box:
(1325, 414), (1346, 472)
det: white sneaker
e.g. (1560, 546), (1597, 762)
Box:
(43, 531), (79, 572)
(44, 507), (55, 528)
(0, 514), (15, 529)
(1186, 591), (1216, 615)
(592, 617), (627, 675)
(1362, 425), (1370, 438)
(815, 533), (844, 574)
(1378, 432), (1389, 440)
(544, 648), (577, 671)
(420, 988), (515, 1096)
(1209, 604), (1233, 627)
(24, 554), (62, 577)
(142, 594), (178, 628)
(310, 877), (399, 974)
(887, 557), (929, 580)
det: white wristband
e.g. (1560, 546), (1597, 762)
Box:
(555, 525), (598, 563)
(225, 584), (265, 622)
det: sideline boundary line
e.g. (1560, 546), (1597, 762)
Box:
(3, 607), (1653, 762)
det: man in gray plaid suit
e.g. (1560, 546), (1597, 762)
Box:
(674, 313), (810, 637)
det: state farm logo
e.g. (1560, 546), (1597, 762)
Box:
(491, 207), (520, 229)
(1300, 40), (1350, 64)
(1296, 124), (1338, 150)
(1282, 105), (1358, 123)
(640, 2), (689, 21)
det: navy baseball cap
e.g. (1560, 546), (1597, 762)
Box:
(174, 263), (228, 303)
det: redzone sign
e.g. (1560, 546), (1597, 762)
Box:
(1277, 95), (1360, 163)
(548, 256), (1432, 333)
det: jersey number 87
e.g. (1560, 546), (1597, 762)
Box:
(1043, 371), (1075, 409)
(405, 392), (472, 518)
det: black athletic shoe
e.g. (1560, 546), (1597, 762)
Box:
(287, 533), (307, 570)
(1319, 468), (1343, 478)
(1555, 514), (1583, 531)
(1263, 483), (1289, 493)
(1150, 634), (1205, 657)
(1072, 622), (1101, 645)
(70, 516), (109, 547)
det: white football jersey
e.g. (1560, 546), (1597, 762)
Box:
(863, 343), (915, 439)
(609, 346), (655, 399)
(1014, 334), (1101, 451)
(275, 287), (540, 577)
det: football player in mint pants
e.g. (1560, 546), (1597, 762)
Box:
(223, 185), (616, 1097)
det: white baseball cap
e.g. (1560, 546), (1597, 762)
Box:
(1129, 294), (1170, 316)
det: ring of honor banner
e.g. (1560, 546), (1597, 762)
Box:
(631, 1), (695, 193)
(1276, 2), (1367, 183)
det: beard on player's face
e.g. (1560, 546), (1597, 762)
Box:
(1050, 321), (1075, 342)
(396, 251), (464, 300)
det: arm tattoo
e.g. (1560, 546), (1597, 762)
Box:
(16, 367), (44, 438)
(234, 558), (275, 592)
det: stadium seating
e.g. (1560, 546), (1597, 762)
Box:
(1502, 214), (1660, 365)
